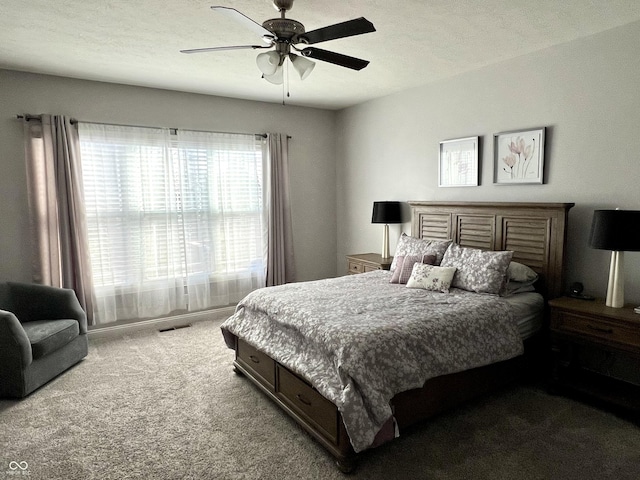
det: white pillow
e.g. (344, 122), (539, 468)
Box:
(507, 262), (538, 283)
(406, 263), (457, 293)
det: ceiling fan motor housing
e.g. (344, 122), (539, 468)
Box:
(262, 18), (305, 39)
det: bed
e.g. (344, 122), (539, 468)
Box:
(221, 201), (574, 472)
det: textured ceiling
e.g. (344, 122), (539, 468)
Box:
(2, 0), (640, 110)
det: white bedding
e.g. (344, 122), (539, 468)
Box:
(503, 292), (544, 340)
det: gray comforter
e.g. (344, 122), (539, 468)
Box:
(220, 270), (523, 452)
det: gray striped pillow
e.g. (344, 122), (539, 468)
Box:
(390, 254), (437, 284)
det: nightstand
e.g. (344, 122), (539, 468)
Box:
(549, 296), (640, 415)
(346, 253), (392, 275)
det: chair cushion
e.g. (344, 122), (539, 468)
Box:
(21, 319), (79, 359)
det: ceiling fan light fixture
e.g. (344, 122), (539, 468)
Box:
(289, 53), (315, 80)
(256, 51), (281, 76)
(263, 65), (284, 85)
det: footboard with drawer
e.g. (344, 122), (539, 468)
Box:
(234, 337), (354, 469)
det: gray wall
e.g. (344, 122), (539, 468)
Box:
(0, 69), (337, 285)
(336, 20), (640, 304)
(3, 19), (640, 306)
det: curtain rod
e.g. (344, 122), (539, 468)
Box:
(16, 114), (47, 122)
(15, 115), (290, 139)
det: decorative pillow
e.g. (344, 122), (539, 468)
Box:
(507, 262), (538, 283)
(390, 254), (437, 284)
(390, 234), (452, 271)
(440, 243), (513, 294)
(406, 263), (457, 293)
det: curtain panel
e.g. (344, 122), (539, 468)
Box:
(78, 124), (269, 324)
(23, 115), (95, 323)
(265, 133), (295, 286)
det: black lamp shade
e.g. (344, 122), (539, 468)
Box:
(589, 209), (640, 251)
(372, 201), (402, 224)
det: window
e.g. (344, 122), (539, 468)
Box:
(78, 123), (266, 324)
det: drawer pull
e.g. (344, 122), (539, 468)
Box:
(296, 393), (312, 406)
(587, 325), (614, 334)
(249, 355), (260, 364)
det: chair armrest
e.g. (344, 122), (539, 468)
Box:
(0, 310), (33, 368)
(7, 282), (88, 334)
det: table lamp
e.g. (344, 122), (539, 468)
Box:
(589, 209), (640, 308)
(372, 201), (402, 259)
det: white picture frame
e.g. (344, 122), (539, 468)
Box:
(438, 136), (479, 187)
(493, 127), (545, 184)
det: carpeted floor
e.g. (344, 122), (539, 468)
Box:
(1, 318), (639, 480)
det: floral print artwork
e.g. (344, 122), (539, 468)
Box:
(502, 135), (536, 179)
(495, 128), (545, 184)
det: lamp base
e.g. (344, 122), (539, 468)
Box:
(381, 224), (391, 259)
(606, 250), (624, 308)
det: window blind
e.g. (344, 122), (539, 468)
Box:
(78, 123), (266, 324)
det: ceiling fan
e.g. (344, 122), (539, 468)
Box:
(181, 0), (376, 85)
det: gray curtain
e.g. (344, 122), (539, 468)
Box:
(23, 115), (95, 324)
(266, 133), (295, 286)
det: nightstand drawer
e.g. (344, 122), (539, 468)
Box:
(554, 311), (640, 349)
(549, 296), (640, 414)
(346, 254), (392, 275)
(347, 261), (363, 274)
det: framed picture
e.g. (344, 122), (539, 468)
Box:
(438, 136), (479, 187)
(493, 127), (545, 184)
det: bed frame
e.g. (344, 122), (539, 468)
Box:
(229, 201), (574, 472)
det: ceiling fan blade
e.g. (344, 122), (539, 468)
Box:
(298, 17), (375, 45)
(181, 45), (272, 54)
(301, 47), (369, 70)
(211, 6), (275, 40)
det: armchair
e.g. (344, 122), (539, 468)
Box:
(0, 282), (88, 398)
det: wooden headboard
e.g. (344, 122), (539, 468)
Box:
(409, 201), (574, 299)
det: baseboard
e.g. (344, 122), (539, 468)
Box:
(87, 306), (236, 339)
